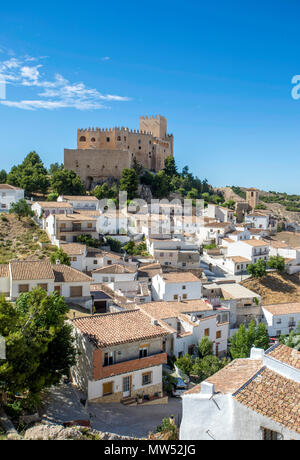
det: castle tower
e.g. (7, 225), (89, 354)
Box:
(246, 188), (259, 210)
(139, 115), (167, 139)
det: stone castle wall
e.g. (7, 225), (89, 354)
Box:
(64, 115), (173, 187)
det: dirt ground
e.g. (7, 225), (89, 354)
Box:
(0, 214), (56, 264)
(242, 271), (300, 305)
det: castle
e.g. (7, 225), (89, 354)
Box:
(64, 115), (174, 189)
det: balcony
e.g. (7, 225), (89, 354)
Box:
(288, 321), (296, 327)
(98, 352), (167, 380)
(59, 227), (96, 233)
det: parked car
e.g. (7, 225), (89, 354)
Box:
(172, 378), (187, 397)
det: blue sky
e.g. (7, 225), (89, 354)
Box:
(1, 0), (300, 193)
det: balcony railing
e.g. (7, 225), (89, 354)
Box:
(59, 227), (97, 232)
(98, 352), (167, 380)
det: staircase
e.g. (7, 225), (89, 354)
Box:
(121, 396), (137, 407)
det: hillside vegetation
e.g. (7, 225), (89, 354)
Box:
(0, 214), (56, 264)
(242, 272), (300, 305)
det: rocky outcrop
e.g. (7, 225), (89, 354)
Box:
(23, 423), (138, 441)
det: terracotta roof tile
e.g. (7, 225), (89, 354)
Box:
(266, 343), (300, 370)
(234, 367), (300, 434)
(93, 264), (136, 274)
(0, 264), (9, 277)
(10, 260), (54, 281)
(160, 272), (201, 283)
(71, 310), (168, 348)
(262, 302), (300, 315)
(139, 299), (213, 321)
(53, 264), (92, 283)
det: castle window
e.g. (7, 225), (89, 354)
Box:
(139, 146), (141, 150)
(138, 139), (141, 144)
(87, 165), (90, 168)
(149, 141), (151, 144)
(91, 137), (96, 142)
(79, 136), (86, 142)
(124, 136), (126, 142)
(106, 137), (110, 142)
(117, 136), (121, 141)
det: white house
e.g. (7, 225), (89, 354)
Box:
(199, 222), (233, 244)
(0, 260), (93, 310)
(245, 213), (269, 230)
(180, 344), (300, 440)
(227, 239), (270, 264)
(59, 242), (88, 272)
(0, 184), (24, 212)
(57, 195), (100, 210)
(32, 201), (73, 226)
(98, 210), (128, 235)
(262, 302), (300, 337)
(91, 264), (137, 284)
(268, 240), (300, 274)
(71, 310), (169, 403)
(146, 237), (200, 269)
(139, 299), (229, 358)
(151, 272), (202, 301)
(205, 204), (234, 223)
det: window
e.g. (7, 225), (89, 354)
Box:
(1, 204), (7, 209)
(142, 372), (152, 386)
(104, 352), (115, 366)
(216, 330), (221, 339)
(38, 284), (48, 291)
(173, 295), (178, 300)
(106, 137), (110, 142)
(204, 328), (210, 337)
(261, 427), (282, 440)
(61, 223), (66, 229)
(79, 136), (86, 142)
(182, 294), (187, 300)
(276, 330), (281, 336)
(91, 137), (96, 142)
(54, 286), (61, 295)
(107, 260), (112, 265)
(276, 318), (281, 324)
(139, 346), (148, 358)
(60, 236), (66, 241)
(72, 257), (77, 262)
(88, 223), (92, 228)
(93, 260), (97, 265)
(19, 284), (29, 293)
(70, 286), (83, 297)
(117, 136), (121, 141)
(103, 277), (109, 282)
(103, 382), (113, 396)
(182, 285), (186, 290)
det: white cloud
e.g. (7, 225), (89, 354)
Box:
(0, 53), (130, 110)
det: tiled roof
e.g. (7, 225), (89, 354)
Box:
(0, 184), (23, 190)
(36, 201), (72, 208)
(53, 264), (92, 283)
(227, 256), (251, 263)
(71, 310), (168, 348)
(10, 260), (54, 281)
(139, 299), (213, 321)
(160, 272), (201, 283)
(204, 222), (231, 228)
(262, 302), (300, 315)
(266, 343), (300, 370)
(242, 240), (268, 247)
(234, 367), (300, 435)
(60, 243), (86, 255)
(55, 214), (97, 221)
(185, 359), (263, 395)
(93, 264), (136, 274)
(0, 264), (9, 278)
(61, 195), (98, 201)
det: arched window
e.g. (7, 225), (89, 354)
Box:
(117, 136), (121, 141)
(79, 136), (86, 142)
(91, 137), (96, 142)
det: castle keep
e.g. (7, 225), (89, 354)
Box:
(64, 115), (174, 188)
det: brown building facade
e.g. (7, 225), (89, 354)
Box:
(64, 115), (174, 188)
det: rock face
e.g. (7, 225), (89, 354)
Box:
(23, 424), (137, 441)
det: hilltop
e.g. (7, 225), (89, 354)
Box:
(0, 214), (56, 264)
(241, 272), (300, 305)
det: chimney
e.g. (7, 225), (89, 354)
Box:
(56, 259), (61, 265)
(250, 347), (264, 360)
(200, 382), (214, 396)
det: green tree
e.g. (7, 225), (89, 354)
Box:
(50, 249), (71, 266)
(9, 199), (34, 220)
(0, 290), (77, 398)
(152, 171), (170, 199)
(192, 355), (229, 381)
(230, 320), (269, 359)
(164, 156), (178, 177)
(174, 353), (194, 376)
(106, 236), (122, 253)
(267, 256), (285, 273)
(47, 192), (59, 202)
(120, 168), (138, 200)
(49, 163), (64, 175)
(7, 152), (49, 194)
(247, 259), (267, 278)
(0, 169), (7, 184)
(197, 337), (213, 358)
(50, 169), (85, 196)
